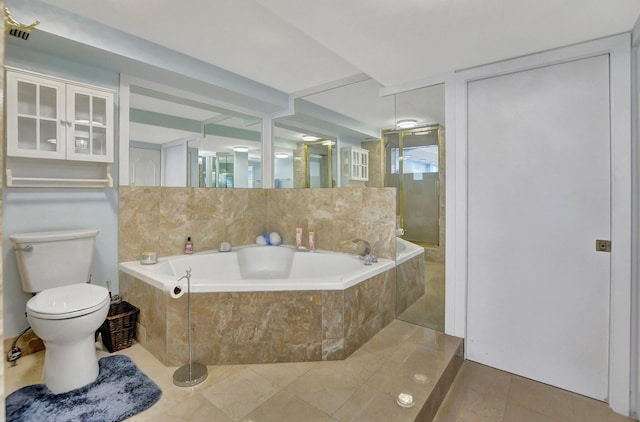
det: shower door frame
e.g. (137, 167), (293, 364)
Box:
(383, 124), (443, 246)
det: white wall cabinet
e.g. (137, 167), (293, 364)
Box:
(6, 68), (114, 187)
(7, 69), (114, 162)
(342, 147), (369, 182)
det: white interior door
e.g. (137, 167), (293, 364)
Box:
(162, 142), (187, 187)
(466, 54), (611, 400)
(130, 147), (160, 186)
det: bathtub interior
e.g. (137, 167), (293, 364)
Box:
(237, 246), (294, 279)
(119, 245), (395, 293)
(396, 237), (425, 264)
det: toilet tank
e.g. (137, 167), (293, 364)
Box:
(10, 229), (99, 293)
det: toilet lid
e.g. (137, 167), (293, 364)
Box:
(27, 283), (110, 320)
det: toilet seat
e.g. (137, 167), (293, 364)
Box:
(27, 283), (110, 320)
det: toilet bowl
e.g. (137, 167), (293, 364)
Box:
(11, 229), (109, 393)
(27, 283), (110, 393)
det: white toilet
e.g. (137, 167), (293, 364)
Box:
(10, 229), (110, 394)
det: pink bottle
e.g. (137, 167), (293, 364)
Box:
(296, 228), (303, 248)
(308, 231), (315, 252)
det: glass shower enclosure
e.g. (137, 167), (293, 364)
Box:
(384, 125), (441, 247)
(386, 124), (445, 331)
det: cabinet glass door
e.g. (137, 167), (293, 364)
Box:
(67, 86), (113, 162)
(8, 73), (66, 159)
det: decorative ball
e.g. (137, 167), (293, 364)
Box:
(269, 232), (282, 246)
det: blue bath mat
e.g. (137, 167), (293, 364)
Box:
(6, 355), (162, 422)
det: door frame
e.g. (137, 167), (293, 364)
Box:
(447, 34), (632, 415)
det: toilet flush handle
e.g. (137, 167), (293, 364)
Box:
(13, 244), (33, 252)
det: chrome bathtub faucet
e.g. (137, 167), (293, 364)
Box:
(352, 238), (371, 255)
(352, 238), (377, 265)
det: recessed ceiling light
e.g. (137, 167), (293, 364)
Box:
(274, 152), (289, 158)
(397, 119), (418, 129)
(232, 146), (249, 152)
(301, 135), (319, 141)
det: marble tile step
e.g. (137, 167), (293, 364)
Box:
(414, 336), (464, 420)
(348, 319), (464, 422)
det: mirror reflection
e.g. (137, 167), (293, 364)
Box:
(279, 78), (393, 189)
(272, 119), (338, 189)
(391, 85), (445, 332)
(289, 79), (446, 331)
(128, 85), (262, 188)
(384, 125), (441, 246)
(304, 140), (336, 188)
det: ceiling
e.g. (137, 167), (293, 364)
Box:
(36, 0), (640, 95)
(27, 1), (640, 152)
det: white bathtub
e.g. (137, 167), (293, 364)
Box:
(119, 245), (394, 293)
(396, 237), (424, 264)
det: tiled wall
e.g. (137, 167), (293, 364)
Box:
(266, 188), (396, 259)
(119, 187), (268, 261)
(119, 187), (396, 262)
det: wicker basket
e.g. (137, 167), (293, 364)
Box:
(100, 301), (139, 353)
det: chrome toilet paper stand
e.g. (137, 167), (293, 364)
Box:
(172, 267), (208, 387)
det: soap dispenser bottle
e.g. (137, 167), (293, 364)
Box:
(184, 237), (194, 254)
(308, 231), (315, 252)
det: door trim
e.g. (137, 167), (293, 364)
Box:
(448, 33), (632, 415)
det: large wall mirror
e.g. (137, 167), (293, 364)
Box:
(125, 83), (263, 188)
(281, 77), (446, 331)
(272, 122), (338, 188)
(273, 78), (389, 189)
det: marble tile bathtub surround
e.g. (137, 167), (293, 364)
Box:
(266, 188), (396, 260)
(119, 187), (269, 261)
(120, 267), (396, 366)
(118, 186), (398, 366)
(118, 271), (167, 357)
(119, 187), (396, 262)
(396, 253), (425, 316)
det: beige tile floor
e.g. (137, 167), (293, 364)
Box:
(5, 319), (462, 422)
(6, 319), (634, 422)
(434, 361), (636, 422)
